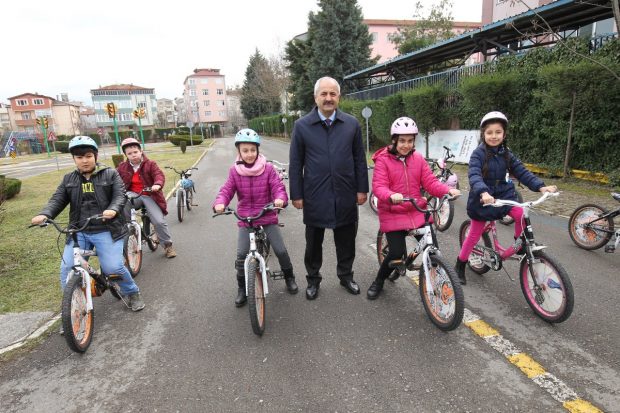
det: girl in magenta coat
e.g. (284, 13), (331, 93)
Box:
(367, 117), (461, 300)
(213, 129), (298, 307)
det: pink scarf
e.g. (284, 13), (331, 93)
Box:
(235, 153), (266, 176)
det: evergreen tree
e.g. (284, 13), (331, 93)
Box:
(240, 50), (281, 120)
(285, 0), (377, 112)
(390, 0), (454, 55)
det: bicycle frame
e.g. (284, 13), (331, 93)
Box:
(243, 229), (270, 296)
(67, 240), (97, 312)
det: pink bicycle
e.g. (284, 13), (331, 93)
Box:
(458, 192), (574, 323)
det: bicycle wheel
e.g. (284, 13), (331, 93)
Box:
(432, 197), (454, 232)
(257, 238), (271, 267)
(186, 189), (193, 212)
(143, 216), (159, 251)
(177, 189), (185, 222)
(61, 273), (94, 353)
(520, 250), (574, 323)
(568, 204), (613, 250)
(499, 190), (524, 225)
(369, 192), (379, 214)
(123, 228), (142, 277)
(247, 258), (266, 336)
(458, 220), (492, 275)
(418, 254), (464, 331)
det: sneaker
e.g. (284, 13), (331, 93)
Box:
(164, 244), (177, 258)
(128, 292), (145, 312)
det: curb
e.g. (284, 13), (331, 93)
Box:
(0, 314), (60, 356)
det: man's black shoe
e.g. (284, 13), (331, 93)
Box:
(285, 277), (299, 294)
(340, 279), (360, 295)
(306, 284), (319, 300)
(367, 281), (383, 300)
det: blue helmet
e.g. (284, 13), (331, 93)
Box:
(68, 135), (98, 153)
(234, 129), (260, 146)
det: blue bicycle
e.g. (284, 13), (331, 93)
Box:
(166, 166), (198, 223)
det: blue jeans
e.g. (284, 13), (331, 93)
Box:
(60, 231), (139, 296)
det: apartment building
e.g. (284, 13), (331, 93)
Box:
(182, 68), (228, 128)
(0, 103), (11, 134)
(6, 93), (82, 136)
(156, 98), (176, 127)
(91, 84), (156, 131)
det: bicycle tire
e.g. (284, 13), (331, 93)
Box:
(369, 192), (379, 214)
(186, 189), (193, 212)
(123, 228), (142, 277)
(433, 197), (454, 232)
(418, 254), (464, 331)
(499, 190), (524, 225)
(247, 258), (266, 336)
(143, 216), (159, 251)
(520, 250), (574, 323)
(568, 204), (613, 250)
(61, 273), (94, 353)
(177, 189), (185, 222)
(458, 220), (492, 275)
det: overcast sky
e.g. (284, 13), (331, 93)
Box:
(1, 0), (482, 105)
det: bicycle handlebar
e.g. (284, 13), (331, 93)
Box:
(212, 203), (283, 222)
(485, 192), (559, 208)
(29, 214), (104, 234)
(400, 194), (459, 213)
(267, 160), (289, 168)
(165, 166), (198, 175)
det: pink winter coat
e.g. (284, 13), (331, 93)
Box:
(372, 146), (450, 233)
(213, 154), (288, 228)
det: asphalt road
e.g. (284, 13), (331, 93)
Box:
(0, 137), (618, 412)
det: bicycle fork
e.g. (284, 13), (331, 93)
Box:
(243, 232), (270, 296)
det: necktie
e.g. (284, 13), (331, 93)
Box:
(325, 118), (332, 127)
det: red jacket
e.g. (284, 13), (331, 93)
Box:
(372, 146), (449, 233)
(117, 154), (168, 215)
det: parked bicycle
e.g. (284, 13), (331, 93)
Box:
(568, 192), (620, 253)
(166, 166), (198, 223)
(123, 188), (160, 277)
(426, 146), (459, 232)
(213, 203), (285, 336)
(30, 215), (128, 353)
(376, 195), (464, 331)
(458, 192), (574, 323)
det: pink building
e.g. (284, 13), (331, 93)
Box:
(365, 19), (481, 62)
(182, 68), (228, 128)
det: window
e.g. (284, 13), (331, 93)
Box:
(119, 113), (132, 121)
(371, 32), (378, 42)
(202, 89), (209, 95)
(205, 111), (212, 116)
(219, 100), (225, 106)
(200, 78), (208, 84)
(189, 89), (196, 96)
(215, 78), (223, 84)
(219, 111), (226, 117)
(16, 99), (28, 106)
(33, 98), (44, 105)
(137, 102), (146, 108)
(203, 100), (210, 106)
(217, 89), (223, 95)
(22, 112), (31, 120)
(189, 78), (196, 85)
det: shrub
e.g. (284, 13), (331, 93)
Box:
(112, 154), (125, 168)
(180, 140), (187, 153)
(0, 176), (22, 200)
(168, 135), (204, 146)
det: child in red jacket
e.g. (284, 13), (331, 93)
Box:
(368, 117), (461, 299)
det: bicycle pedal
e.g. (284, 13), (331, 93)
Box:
(108, 274), (123, 281)
(271, 271), (285, 280)
(605, 245), (615, 253)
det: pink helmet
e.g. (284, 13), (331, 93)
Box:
(121, 137), (141, 152)
(390, 117), (418, 137)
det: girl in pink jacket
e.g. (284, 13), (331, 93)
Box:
(213, 129), (298, 307)
(367, 117), (461, 299)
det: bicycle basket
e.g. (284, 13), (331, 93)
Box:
(181, 178), (194, 190)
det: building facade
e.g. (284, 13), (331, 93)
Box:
(6, 93), (55, 133)
(90, 84), (156, 131)
(225, 88), (246, 132)
(182, 68), (228, 128)
(0, 103), (11, 134)
(156, 98), (176, 127)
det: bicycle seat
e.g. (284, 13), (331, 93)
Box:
(612, 192), (620, 202)
(126, 192), (141, 200)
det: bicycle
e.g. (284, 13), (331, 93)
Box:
(267, 159), (289, 181)
(458, 192), (574, 323)
(166, 166), (198, 223)
(213, 203), (285, 336)
(568, 192), (620, 253)
(123, 188), (160, 277)
(426, 146), (459, 232)
(30, 215), (128, 353)
(499, 181), (524, 226)
(376, 195), (464, 331)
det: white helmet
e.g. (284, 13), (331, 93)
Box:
(480, 111), (508, 128)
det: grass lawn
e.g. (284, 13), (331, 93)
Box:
(0, 142), (211, 314)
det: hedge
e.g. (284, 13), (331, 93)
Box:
(168, 135), (204, 146)
(248, 114), (301, 138)
(0, 175), (22, 200)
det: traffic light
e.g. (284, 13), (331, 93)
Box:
(43, 117), (49, 129)
(139, 107), (146, 118)
(133, 109), (139, 119)
(106, 102), (116, 118)
(36, 118), (41, 126)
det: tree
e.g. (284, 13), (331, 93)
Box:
(390, 0), (454, 55)
(285, 0), (378, 112)
(240, 50), (281, 120)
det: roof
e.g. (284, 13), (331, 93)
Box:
(344, 0), (614, 84)
(7, 92), (56, 101)
(91, 84), (153, 91)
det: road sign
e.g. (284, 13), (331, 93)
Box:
(361, 106), (372, 119)
(48, 131), (57, 141)
(282, 118), (287, 124)
(186, 121), (194, 128)
(97, 127), (104, 136)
